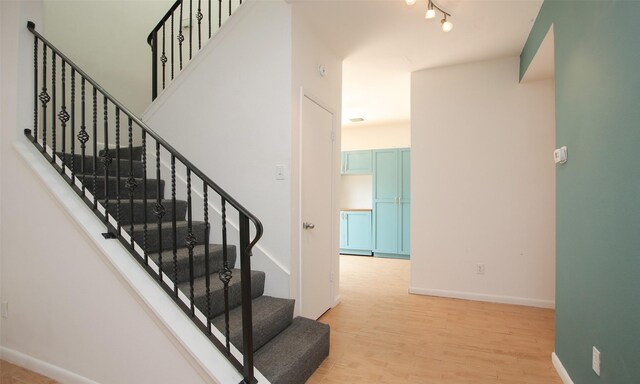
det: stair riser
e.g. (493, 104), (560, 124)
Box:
(107, 201), (187, 225)
(99, 146), (144, 161)
(78, 176), (164, 200)
(152, 245), (237, 284)
(131, 222), (206, 253)
(191, 271), (265, 319)
(59, 154), (144, 178)
(213, 297), (295, 353)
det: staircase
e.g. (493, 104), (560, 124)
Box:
(26, 14), (329, 384)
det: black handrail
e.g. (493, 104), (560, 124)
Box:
(26, 21), (261, 384)
(147, 0), (243, 100)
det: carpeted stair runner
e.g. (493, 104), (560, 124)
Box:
(68, 149), (329, 383)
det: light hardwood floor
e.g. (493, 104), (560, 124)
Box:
(308, 255), (561, 384)
(0, 360), (57, 384)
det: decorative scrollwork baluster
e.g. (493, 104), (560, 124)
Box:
(172, 155), (178, 296)
(142, 131), (148, 264)
(197, 0), (203, 50)
(115, 107), (121, 235)
(33, 36), (38, 142)
(220, 197), (232, 353)
(59, 60), (69, 173)
(204, 183), (211, 332)
(92, 86), (98, 210)
(51, 51), (57, 161)
(102, 96), (111, 226)
(161, 24), (167, 90)
(40, 45), (49, 152)
(186, 168), (196, 315)
(70, 68), (76, 184)
(79, 77), (87, 194)
(127, 117), (136, 250)
(178, 2), (184, 70)
(155, 141), (163, 279)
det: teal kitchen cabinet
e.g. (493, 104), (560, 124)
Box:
(341, 150), (372, 174)
(339, 210), (372, 255)
(372, 148), (410, 259)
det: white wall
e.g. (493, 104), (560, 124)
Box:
(291, 3), (343, 308)
(340, 175), (372, 210)
(42, 0), (174, 115)
(342, 121), (410, 151)
(143, 0), (293, 299)
(410, 56), (556, 308)
(0, 2), (216, 383)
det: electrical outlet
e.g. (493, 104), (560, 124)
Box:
(476, 263), (485, 275)
(592, 346), (601, 376)
(1, 301), (8, 318)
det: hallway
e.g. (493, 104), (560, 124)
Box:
(309, 255), (561, 383)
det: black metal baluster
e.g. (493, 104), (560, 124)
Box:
(218, 0), (222, 27)
(40, 45), (48, 152)
(171, 13), (175, 80)
(51, 51), (56, 161)
(92, 87), (98, 210)
(126, 117), (136, 250)
(151, 29), (158, 100)
(70, 69), (76, 184)
(115, 107), (121, 235)
(142, 131), (148, 264)
(33, 36), (38, 142)
(220, 197), (232, 353)
(228, 0), (231, 17)
(208, 0), (212, 38)
(189, 0), (193, 60)
(197, 0), (202, 50)
(203, 184), (211, 332)
(154, 141), (164, 279)
(178, 2), (184, 70)
(59, 60), (69, 173)
(239, 213), (254, 382)
(161, 24), (167, 90)
(79, 78), (87, 194)
(186, 169), (196, 315)
(102, 96), (111, 226)
(172, 155), (178, 296)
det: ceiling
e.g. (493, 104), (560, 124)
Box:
(294, 0), (543, 127)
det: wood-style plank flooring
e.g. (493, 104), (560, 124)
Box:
(0, 360), (57, 384)
(308, 255), (561, 384)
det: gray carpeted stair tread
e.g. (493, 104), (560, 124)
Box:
(128, 220), (206, 252)
(180, 269), (265, 318)
(107, 199), (188, 225)
(76, 174), (164, 199)
(99, 146), (144, 161)
(148, 243), (237, 284)
(57, 153), (144, 178)
(212, 296), (294, 353)
(255, 317), (330, 384)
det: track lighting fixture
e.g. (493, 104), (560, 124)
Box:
(406, 0), (453, 32)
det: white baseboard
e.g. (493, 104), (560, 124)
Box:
(0, 347), (99, 384)
(552, 352), (575, 384)
(408, 287), (555, 309)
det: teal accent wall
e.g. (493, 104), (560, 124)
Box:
(521, 1), (640, 383)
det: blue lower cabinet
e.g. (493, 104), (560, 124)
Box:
(339, 211), (372, 256)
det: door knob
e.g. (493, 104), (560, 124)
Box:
(303, 222), (315, 230)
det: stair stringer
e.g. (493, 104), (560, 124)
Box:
(12, 137), (270, 384)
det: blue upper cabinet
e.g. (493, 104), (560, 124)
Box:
(341, 150), (372, 174)
(372, 148), (410, 259)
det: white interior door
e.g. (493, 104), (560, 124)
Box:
(300, 95), (334, 320)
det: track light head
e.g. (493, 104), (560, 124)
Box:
(441, 16), (453, 32)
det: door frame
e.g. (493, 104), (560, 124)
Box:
(297, 88), (340, 316)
